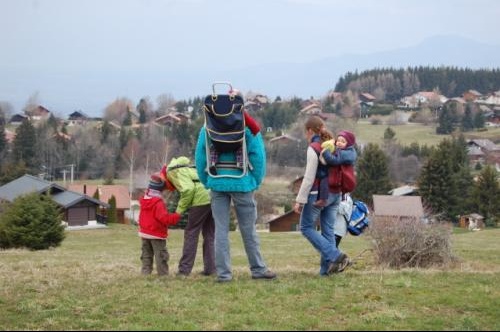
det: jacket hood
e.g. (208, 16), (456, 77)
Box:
(140, 195), (163, 210)
(167, 156), (191, 169)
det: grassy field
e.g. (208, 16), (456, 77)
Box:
(1, 224), (499, 331)
(353, 120), (500, 146)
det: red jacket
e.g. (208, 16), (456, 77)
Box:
(138, 195), (180, 239)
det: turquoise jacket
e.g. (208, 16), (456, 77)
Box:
(195, 127), (266, 193)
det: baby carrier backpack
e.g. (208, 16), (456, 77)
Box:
(345, 200), (370, 236)
(202, 82), (249, 178)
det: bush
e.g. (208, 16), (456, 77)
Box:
(0, 193), (65, 250)
(368, 217), (455, 268)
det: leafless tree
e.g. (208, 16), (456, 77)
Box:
(23, 92), (40, 115)
(0, 101), (14, 121)
(103, 97), (134, 124)
(156, 93), (176, 116)
(386, 110), (408, 125)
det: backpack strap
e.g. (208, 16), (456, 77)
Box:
(167, 164), (196, 171)
(310, 141), (322, 156)
(309, 141), (324, 188)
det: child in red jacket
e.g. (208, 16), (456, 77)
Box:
(138, 173), (181, 276)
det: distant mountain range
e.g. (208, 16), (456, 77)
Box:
(2, 35), (500, 116)
(221, 35), (500, 99)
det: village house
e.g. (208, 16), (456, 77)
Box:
(372, 195), (426, 223)
(0, 174), (108, 228)
(154, 112), (190, 126)
(8, 113), (29, 125)
(388, 184), (419, 196)
(458, 213), (485, 230)
(68, 110), (91, 126)
(467, 139), (500, 167)
(268, 134), (301, 145)
(299, 103), (322, 115)
(359, 92), (376, 104)
(267, 211), (300, 232)
(28, 105), (51, 121)
(400, 91), (448, 109)
(462, 89), (482, 102)
(68, 184), (131, 224)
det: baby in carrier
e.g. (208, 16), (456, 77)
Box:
(314, 129), (357, 207)
(207, 88), (260, 175)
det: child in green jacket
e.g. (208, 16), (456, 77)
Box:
(160, 156), (216, 276)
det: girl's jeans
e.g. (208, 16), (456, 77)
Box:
(300, 191), (344, 275)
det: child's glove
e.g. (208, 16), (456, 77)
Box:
(321, 139), (335, 152)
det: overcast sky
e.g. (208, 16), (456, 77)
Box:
(1, 0), (500, 115)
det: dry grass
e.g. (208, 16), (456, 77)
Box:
(1, 225), (499, 330)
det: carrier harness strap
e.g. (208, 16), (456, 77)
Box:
(167, 164), (200, 182)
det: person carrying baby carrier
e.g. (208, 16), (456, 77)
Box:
(195, 82), (276, 283)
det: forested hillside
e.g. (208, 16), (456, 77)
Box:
(334, 66), (500, 101)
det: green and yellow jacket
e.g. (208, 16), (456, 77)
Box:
(166, 156), (211, 214)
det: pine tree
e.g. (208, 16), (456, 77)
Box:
(436, 104), (455, 134)
(461, 104), (474, 131)
(353, 143), (392, 205)
(107, 195), (118, 223)
(0, 193), (65, 250)
(101, 120), (112, 143)
(92, 189), (100, 200)
(0, 120), (7, 158)
(418, 149), (453, 219)
(383, 126), (396, 140)
(473, 111), (485, 129)
(12, 119), (37, 171)
(418, 137), (473, 222)
(472, 165), (500, 226)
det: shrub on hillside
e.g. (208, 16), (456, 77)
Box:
(368, 216), (455, 268)
(0, 193), (65, 250)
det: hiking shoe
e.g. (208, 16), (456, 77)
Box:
(176, 271), (189, 278)
(327, 253), (350, 275)
(216, 277), (232, 283)
(199, 271), (216, 277)
(252, 270), (277, 280)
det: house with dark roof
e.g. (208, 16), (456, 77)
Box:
(9, 113), (29, 125)
(0, 174), (108, 227)
(68, 110), (90, 126)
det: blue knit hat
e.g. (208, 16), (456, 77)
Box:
(148, 173), (165, 191)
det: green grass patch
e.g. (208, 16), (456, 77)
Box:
(1, 225), (499, 330)
(354, 121), (500, 146)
